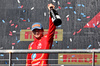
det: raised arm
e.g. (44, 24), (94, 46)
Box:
(47, 16), (56, 42)
(47, 4), (56, 44)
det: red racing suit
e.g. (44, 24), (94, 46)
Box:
(26, 17), (56, 66)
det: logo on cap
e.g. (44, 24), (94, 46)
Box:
(32, 24), (40, 28)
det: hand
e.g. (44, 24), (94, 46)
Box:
(48, 3), (55, 10)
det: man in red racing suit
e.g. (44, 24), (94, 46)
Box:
(26, 4), (56, 66)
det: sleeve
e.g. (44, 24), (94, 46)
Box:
(47, 16), (56, 44)
(26, 45), (31, 66)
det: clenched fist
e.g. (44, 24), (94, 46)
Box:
(48, 3), (55, 10)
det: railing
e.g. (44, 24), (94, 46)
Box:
(0, 49), (100, 66)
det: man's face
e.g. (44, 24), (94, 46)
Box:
(32, 29), (43, 39)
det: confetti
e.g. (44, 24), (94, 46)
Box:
(77, 19), (81, 21)
(12, 43), (15, 45)
(21, 5), (23, 8)
(66, 15), (69, 18)
(82, 4), (85, 7)
(16, 36), (17, 40)
(87, 23), (89, 26)
(87, 16), (90, 18)
(70, 38), (72, 42)
(28, 18), (30, 22)
(58, 25), (61, 27)
(9, 31), (12, 36)
(83, 15), (86, 17)
(20, 18), (24, 20)
(67, 17), (69, 21)
(0, 47), (3, 49)
(31, 7), (34, 10)
(27, 27), (30, 29)
(87, 45), (92, 49)
(77, 29), (82, 33)
(13, 31), (16, 33)
(5, 61), (7, 64)
(16, 57), (19, 60)
(12, 46), (14, 49)
(65, 7), (68, 9)
(69, 7), (73, 9)
(55, 41), (58, 44)
(67, 2), (71, 4)
(67, 46), (69, 48)
(58, 1), (60, 5)
(44, 12), (46, 16)
(0, 54), (4, 56)
(15, 25), (18, 28)
(52, 44), (54, 47)
(2, 20), (5, 23)
(17, 40), (20, 43)
(58, 6), (61, 9)
(73, 32), (76, 35)
(23, 20), (26, 21)
(98, 42), (100, 44)
(23, 10), (26, 12)
(77, 4), (81, 6)
(9, 20), (12, 23)
(81, 13), (84, 15)
(93, 23), (95, 27)
(11, 24), (14, 26)
(17, 0), (20, 3)
(98, 42), (100, 46)
(74, 11), (76, 14)
(18, 6), (21, 8)
(52, 0), (56, 2)
(18, 5), (23, 8)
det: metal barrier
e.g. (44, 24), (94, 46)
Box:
(0, 49), (100, 66)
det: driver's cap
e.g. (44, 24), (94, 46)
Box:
(31, 23), (43, 31)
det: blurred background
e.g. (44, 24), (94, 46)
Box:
(0, 0), (100, 66)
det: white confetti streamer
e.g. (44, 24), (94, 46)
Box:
(17, 0), (20, 3)
(13, 31), (16, 33)
(44, 12), (46, 16)
(70, 38), (72, 42)
(52, 0), (56, 2)
(31, 7), (34, 10)
(12, 46), (14, 49)
(87, 23), (89, 26)
(58, 1), (60, 5)
(66, 15), (69, 18)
